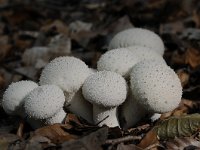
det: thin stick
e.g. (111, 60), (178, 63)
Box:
(104, 135), (142, 145)
(17, 120), (24, 138)
(144, 143), (164, 150)
(95, 115), (109, 126)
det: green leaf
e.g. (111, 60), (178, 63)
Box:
(153, 114), (200, 140)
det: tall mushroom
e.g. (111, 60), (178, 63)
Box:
(97, 47), (165, 78)
(130, 60), (182, 113)
(24, 85), (66, 125)
(2, 80), (38, 118)
(39, 56), (93, 123)
(108, 28), (165, 55)
(82, 71), (127, 127)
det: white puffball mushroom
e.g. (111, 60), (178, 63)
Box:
(39, 56), (93, 123)
(44, 109), (66, 125)
(2, 80), (38, 117)
(82, 71), (127, 127)
(97, 48), (138, 77)
(150, 113), (161, 122)
(126, 46), (166, 63)
(65, 89), (93, 123)
(97, 46), (165, 78)
(120, 89), (147, 129)
(130, 60), (182, 113)
(39, 56), (90, 95)
(24, 85), (65, 120)
(89, 68), (97, 75)
(108, 28), (165, 55)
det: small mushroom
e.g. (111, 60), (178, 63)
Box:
(82, 71), (127, 127)
(2, 80), (38, 117)
(126, 46), (165, 63)
(97, 48), (138, 77)
(24, 85), (65, 121)
(97, 47), (165, 78)
(44, 109), (66, 125)
(108, 28), (165, 55)
(39, 56), (90, 95)
(130, 60), (182, 113)
(39, 56), (92, 122)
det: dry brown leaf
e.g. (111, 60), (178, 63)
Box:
(176, 69), (190, 87)
(61, 127), (108, 150)
(0, 73), (6, 90)
(161, 99), (200, 120)
(32, 124), (78, 144)
(185, 47), (200, 68)
(0, 35), (12, 62)
(117, 143), (142, 150)
(137, 130), (159, 149)
(166, 137), (200, 150)
(64, 113), (83, 128)
(25, 135), (54, 150)
(171, 51), (186, 65)
(41, 20), (69, 35)
(0, 134), (20, 150)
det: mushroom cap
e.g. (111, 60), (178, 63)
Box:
(108, 28), (165, 55)
(24, 85), (65, 119)
(130, 60), (182, 113)
(2, 80), (38, 116)
(39, 56), (90, 94)
(126, 46), (165, 63)
(97, 48), (138, 77)
(82, 71), (127, 107)
(44, 109), (66, 125)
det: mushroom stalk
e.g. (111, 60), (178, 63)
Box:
(65, 89), (93, 123)
(93, 105), (119, 127)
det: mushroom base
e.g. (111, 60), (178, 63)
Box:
(120, 92), (147, 129)
(93, 105), (119, 127)
(64, 90), (93, 123)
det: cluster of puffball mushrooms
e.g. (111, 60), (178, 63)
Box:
(2, 28), (182, 129)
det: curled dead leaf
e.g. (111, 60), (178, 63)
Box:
(185, 47), (200, 68)
(155, 114), (200, 140)
(0, 134), (20, 150)
(32, 124), (78, 144)
(176, 69), (190, 87)
(61, 127), (108, 150)
(166, 137), (200, 150)
(137, 129), (159, 149)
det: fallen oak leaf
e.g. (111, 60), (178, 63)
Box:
(61, 127), (108, 150)
(25, 135), (54, 150)
(165, 137), (200, 150)
(116, 143), (142, 150)
(32, 123), (78, 144)
(138, 114), (200, 149)
(176, 69), (190, 87)
(137, 129), (159, 149)
(0, 134), (21, 150)
(185, 47), (200, 68)
(156, 114), (200, 140)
